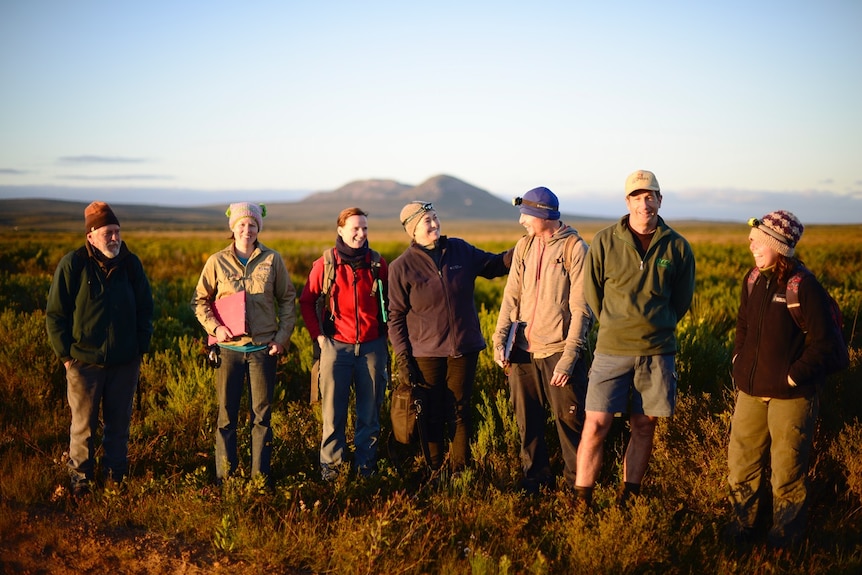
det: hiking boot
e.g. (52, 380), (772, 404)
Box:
(573, 486), (593, 513)
(619, 482), (641, 508)
(70, 479), (91, 500)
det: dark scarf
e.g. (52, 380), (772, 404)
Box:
(87, 241), (129, 278)
(335, 236), (369, 268)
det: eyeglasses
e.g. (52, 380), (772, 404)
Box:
(401, 202), (434, 227)
(748, 217), (791, 245)
(512, 197), (557, 211)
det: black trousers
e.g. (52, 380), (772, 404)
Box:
(508, 348), (587, 487)
(415, 352), (480, 471)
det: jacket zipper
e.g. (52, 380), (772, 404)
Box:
(352, 267), (361, 353)
(438, 245), (459, 357)
(615, 230), (653, 270)
(524, 239), (545, 350)
(746, 275), (770, 395)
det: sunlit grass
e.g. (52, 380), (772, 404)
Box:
(1, 227), (860, 573)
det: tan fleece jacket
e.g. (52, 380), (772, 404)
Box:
(493, 224), (592, 375)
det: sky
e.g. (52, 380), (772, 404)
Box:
(1, 0), (861, 223)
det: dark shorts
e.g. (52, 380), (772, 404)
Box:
(585, 353), (677, 416)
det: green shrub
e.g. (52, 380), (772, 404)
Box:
(1, 229), (861, 574)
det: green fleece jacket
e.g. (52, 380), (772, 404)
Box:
(493, 224), (592, 376)
(46, 242), (154, 366)
(585, 215), (695, 355)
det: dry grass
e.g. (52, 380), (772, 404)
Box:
(1, 228), (861, 574)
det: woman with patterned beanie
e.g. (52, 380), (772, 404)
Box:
(728, 210), (847, 548)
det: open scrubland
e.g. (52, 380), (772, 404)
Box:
(1, 222), (860, 574)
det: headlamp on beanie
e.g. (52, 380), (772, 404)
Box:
(512, 196), (557, 211)
(747, 217), (792, 246)
(512, 186), (561, 220)
(401, 202), (433, 227)
(747, 210), (804, 257)
(399, 201), (436, 239)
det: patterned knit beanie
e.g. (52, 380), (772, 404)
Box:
(748, 210), (803, 257)
(84, 201), (120, 232)
(226, 202), (265, 232)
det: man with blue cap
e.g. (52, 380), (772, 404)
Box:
(493, 186), (593, 494)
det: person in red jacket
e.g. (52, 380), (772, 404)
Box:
(299, 207), (389, 480)
(728, 210), (843, 548)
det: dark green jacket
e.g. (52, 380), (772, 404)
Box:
(586, 215), (695, 355)
(46, 242), (154, 366)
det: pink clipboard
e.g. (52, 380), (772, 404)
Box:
(207, 290), (247, 345)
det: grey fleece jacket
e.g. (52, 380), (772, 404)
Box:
(493, 223), (592, 376)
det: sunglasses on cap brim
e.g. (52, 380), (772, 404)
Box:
(401, 202), (434, 227)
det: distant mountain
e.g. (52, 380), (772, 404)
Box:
(0, 174), (602, 231)
(271, 174), (524, 223)
(302, 179), (413, 202)
(0, 198), (229, 231)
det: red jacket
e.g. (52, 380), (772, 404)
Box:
(299, 249), (388, 344)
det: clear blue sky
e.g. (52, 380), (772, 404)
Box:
(2, 0), (861, 223)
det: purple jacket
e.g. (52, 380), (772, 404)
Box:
(388, 236), (509, 358)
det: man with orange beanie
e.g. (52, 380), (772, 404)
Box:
(46, 201), (154, 498)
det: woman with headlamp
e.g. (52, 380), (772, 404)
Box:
(388, 201), (513, 476)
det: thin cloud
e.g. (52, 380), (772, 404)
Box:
(58, 155), (148, 164)
(658, 187), (861, 224)
(0, 168), (30, 175)
(57, 174), (174, 181)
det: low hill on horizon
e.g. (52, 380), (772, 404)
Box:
(0, 174), (605, 231)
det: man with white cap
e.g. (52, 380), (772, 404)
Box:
(575, 170), (695, 508)
(46, 201), (154, 497)
(493, 186), (592, 494)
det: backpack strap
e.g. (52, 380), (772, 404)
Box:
(746, 266), (761, 297)
(315, 249), (337, 333)
(321, 248), (337, 297)
(562, 233), (580, 276)
(369, 249), (381, 295)
(747, 265), (808, 332)
(322, 248), (380, 295)
(785, 267), (809, 333)
(518, 233), (580, 274)
(318, 248), (386, 325)
(369, 249), (387, 323)
(516, 234), (534, 268)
